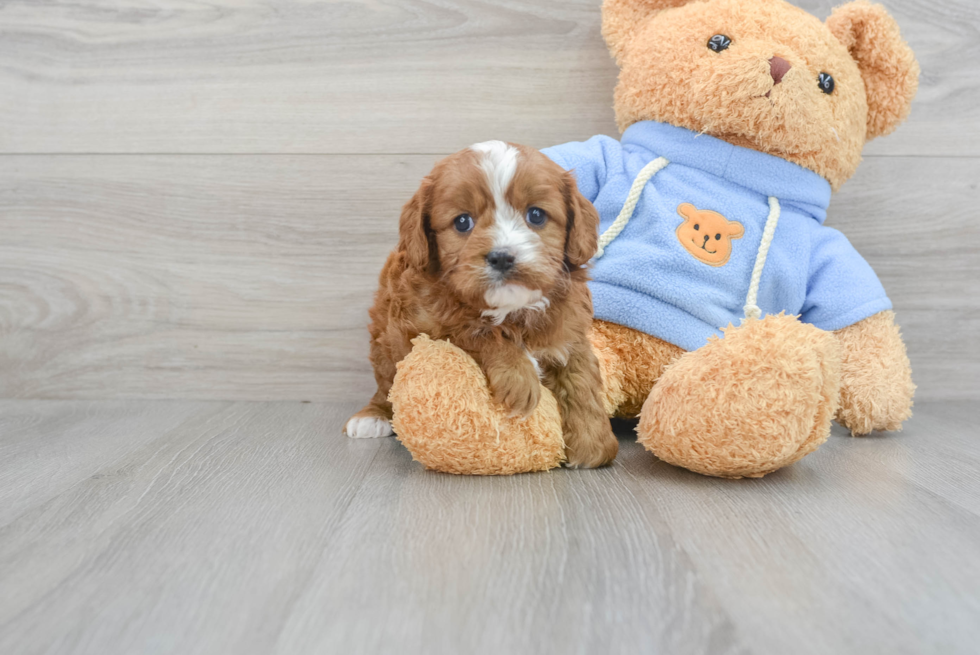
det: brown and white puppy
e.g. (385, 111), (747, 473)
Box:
(345, 141), (618, 468)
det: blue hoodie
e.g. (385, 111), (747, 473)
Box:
(542, 121), (890, 352)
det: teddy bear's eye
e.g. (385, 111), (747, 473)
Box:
(715, 233), (722, 240)
(818, 72), (835, 95)
(708, 35), (732, 52)
(693, 223), (700, 230)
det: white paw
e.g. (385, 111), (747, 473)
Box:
(345, 416), (394, 439)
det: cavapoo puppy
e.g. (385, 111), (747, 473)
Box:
(345, 141), (618, 468)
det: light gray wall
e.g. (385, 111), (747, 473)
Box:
(1, 0), (976, 401)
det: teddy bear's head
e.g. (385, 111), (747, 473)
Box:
(602, 0), (919, 189)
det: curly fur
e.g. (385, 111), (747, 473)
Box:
(354, 144), (617, 471)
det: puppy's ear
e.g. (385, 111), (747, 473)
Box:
(603, 0), (697, 62)
(398, 177), (437, 273)
(563, 172), (599, 268)
(827, 1), (919, 141)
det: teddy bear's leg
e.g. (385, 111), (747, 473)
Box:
(388, 335), (564, 475)
(637, 314), (842, 478)
(834, 311), (915, 435)
(589, 319), (685, 418)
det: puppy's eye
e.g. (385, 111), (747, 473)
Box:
(715, 233), (722, 240)
(453, 214), (474, 233)
(708, 35), (731, 52)
(693, 223), (700, 231)
(525, 207), (548, 227)
(818, 72), (835, 95)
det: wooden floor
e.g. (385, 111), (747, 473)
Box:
(0, 400), (978, 655)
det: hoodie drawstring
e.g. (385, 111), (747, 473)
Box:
(594, 157), (669, 259)
(743, 196), (781, 321)
(598, 161), (782, 322)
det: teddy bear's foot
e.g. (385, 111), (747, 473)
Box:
(637, 314), (842, 478)
(388, 335), (565, 475)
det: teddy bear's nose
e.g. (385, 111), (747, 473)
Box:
(769, 56), (792, 85)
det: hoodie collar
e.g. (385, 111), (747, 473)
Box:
(622, 121), (832, 222)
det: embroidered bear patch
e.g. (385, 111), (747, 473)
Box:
(675, 203), (744, 266)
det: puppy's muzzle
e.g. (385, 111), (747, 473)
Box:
(486, 250), (516, 276)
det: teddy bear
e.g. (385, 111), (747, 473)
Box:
(388, 0), (919, 478)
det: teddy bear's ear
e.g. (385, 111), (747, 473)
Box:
(676, 203), (697, 220)
(826, 1), (920, 141)
(727, 221), (744, 240)
(603, 0), (699, 62)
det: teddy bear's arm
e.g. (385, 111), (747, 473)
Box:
(800, 225), (892, 330)
(834, 310), (914, 435)
(799, 224), (913, 433)
(541, 135), (623, 202)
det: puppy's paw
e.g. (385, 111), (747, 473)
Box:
(345, 414), (394, 439)
(564, 423), (618, 469)
(488, 368), (541, 418)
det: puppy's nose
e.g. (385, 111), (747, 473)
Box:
(486, 250), (516, 274)
(769, 56), (791, 85)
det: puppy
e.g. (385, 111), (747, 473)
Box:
(345, 141), (617, 468)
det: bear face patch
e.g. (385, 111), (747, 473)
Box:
(675, 203), (744, 266)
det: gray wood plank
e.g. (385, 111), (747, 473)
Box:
(617, 405), (980, 655)
(0, 153), (437, 402)
(0, 399), (226, 526)
(1, 154), (977, 401)
(272, 433), (743, 655)
(0, 399), (978, 654)
(0, 0), (975, 156)
(0, 400), (390, 655)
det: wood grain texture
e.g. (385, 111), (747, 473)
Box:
(2, 2), (977, 652)
(1, 399), (978, 655)
(0, 0), (976, 156)
(0, 400), (224, 526)
(1, 154), (977, 401)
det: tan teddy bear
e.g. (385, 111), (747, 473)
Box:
(389, 0), (919, 478)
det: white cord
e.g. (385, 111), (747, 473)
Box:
(594, 157), (669, 259)
(597, 158), (781, 323)
(743, 196), (781, 321)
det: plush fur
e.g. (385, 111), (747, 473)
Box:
(348, 143), (617, 470)
(597, 0), (916, 474)
(636, 314), (841, 478)
(835, 310), (915, 434)
(603, 0), (919, 190)
(590, 319), (684, 418)
(390, 335), (565, 475)
(385, 0), (918, 478)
